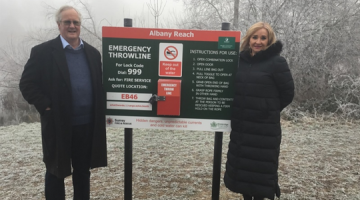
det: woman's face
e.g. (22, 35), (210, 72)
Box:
(249, 28), (269, 55)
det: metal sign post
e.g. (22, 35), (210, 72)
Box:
(211, 22), (231, 200)
(124, 18), (133, 200)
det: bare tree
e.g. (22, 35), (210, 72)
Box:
(0, 39), (30, 89)
(0, 0), (106, 125)
(178, 0), (233, 30)
(0, 39), (37, 125)
(147, 0), (167, 28)
(233, 0), (239, 30)
(179, 0), (360, 118)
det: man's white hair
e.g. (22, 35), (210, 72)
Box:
(55, 5), (82, 23)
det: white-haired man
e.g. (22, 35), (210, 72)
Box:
(19, 5), (107, 200)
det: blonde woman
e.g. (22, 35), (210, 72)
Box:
(224, 22), (294, 200)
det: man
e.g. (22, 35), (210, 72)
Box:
(19, 5), (107, 200)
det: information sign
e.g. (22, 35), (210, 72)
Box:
(102, 27), (241, 131)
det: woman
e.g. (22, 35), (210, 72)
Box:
(224, 22), (294, 200)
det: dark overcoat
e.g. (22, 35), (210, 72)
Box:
(19, 36), (107, 178)
(224, 41), (294, 199)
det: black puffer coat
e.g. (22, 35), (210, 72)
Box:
(224, 41), (294, 199)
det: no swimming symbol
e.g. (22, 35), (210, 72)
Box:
(164, 46), (178, 60)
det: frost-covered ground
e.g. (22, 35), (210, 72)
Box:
(0, 120), (359, 200)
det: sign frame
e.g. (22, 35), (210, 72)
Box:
(102, 26), (241, 132)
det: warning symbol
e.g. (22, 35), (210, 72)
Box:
(164, 46), (178, 60)
(159, 43), (183, 77)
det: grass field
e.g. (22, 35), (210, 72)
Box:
(0, 120), (359, 200)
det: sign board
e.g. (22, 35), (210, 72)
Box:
(102, 27), (240, 131)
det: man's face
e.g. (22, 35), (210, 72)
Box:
(57, 9), (81, 44)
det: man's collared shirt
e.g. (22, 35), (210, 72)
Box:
(60, 35), (84, 50)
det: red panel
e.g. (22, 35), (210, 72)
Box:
(157, 79), (181, 116)
(102, 27), (241, 42)
(159, 61), (182, 77)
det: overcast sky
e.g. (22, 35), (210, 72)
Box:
(0, 0), (184, 47)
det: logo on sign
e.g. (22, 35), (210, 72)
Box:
(106, 117), (114, 125)
(210, 121), (229, 130)
(218, 37), (235, 49)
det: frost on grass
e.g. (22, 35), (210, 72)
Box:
(0, 121), (359, 200)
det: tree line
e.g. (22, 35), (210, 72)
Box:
(1, 0), (360, 125)
(178, 0), (360, 121)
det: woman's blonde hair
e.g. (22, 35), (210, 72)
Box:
(240, 22), (276, 52)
